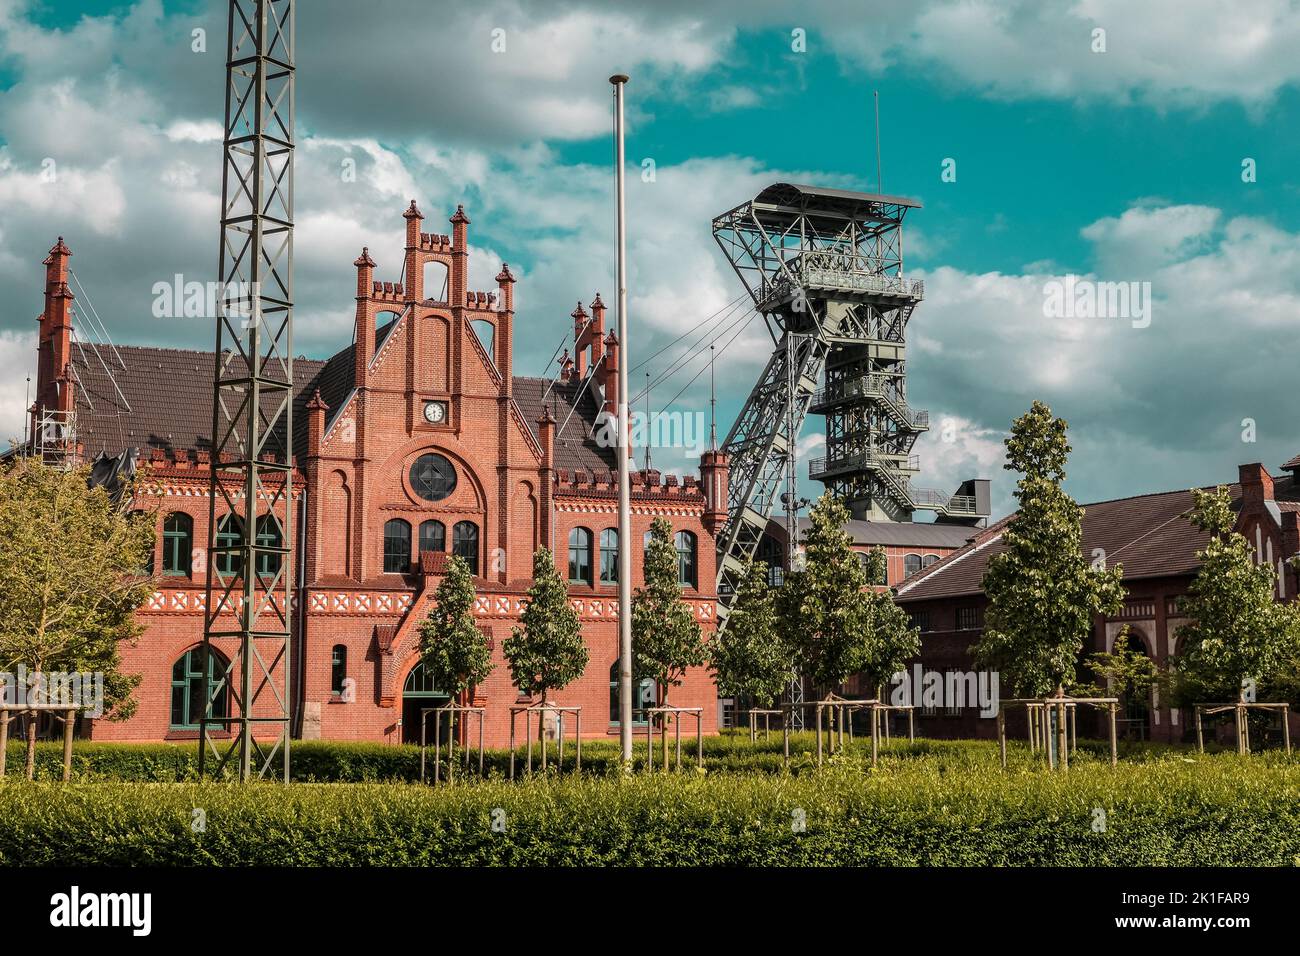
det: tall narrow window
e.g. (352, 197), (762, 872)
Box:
(419, 519), (446, 556)
(599, 528), (619, 584)
(255, 514), (282, 577)
(452, 521), (479, 574)
(331, 644), (347, 696)
(162, 513), (192, 576)
(568, 527), (593, 584)
(903, 553), (923, 578)
(383, 519), (411, 573)
(675, 530), (697, 588)
(215, 513), (244, 577)
(170, 647), (229, 730)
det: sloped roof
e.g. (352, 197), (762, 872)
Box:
(894, 484), (1248, 603)
(69, 337), (612, 472)
(773, 515), (979, 549)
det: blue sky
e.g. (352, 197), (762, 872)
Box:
(2, 0), (1299, 519)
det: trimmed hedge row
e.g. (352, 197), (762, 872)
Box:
(3, 734), (1208, 783)
(2, 753), (1298, 865)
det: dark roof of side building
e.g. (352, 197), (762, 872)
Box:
(69, 335), (615, 473)
(773, 515), (979, 549)
(894, 477), (1300, 603)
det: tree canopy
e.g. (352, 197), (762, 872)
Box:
(418, 554), (493, 697)
(632, 517), (706, 705)
(504, 548), (589, 703)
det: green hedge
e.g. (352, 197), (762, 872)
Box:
(2, 752), (1298, 865)
(1, 734), (1235, 783)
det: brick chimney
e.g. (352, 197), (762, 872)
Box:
(37, 237), (74, 420)
(1238, 462), (1275, 509)
(353, 247), (376, 385)
(601, 330), (619, 418)
(588, 292), (606, 367)
(571, 301), (589, 378)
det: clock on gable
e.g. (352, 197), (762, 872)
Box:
(422, 400), (448, 425)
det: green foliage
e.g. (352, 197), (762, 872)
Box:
(0, 458), (154, 721)
(418, 555), (493, 696)
(632, 517), (705, 704)
(976, 401), (1125, 697)
(504, 548), (588, 703)
(1078, 627), (1161, 700)
(776, 493), (873, 690)
(3, 745), (1299, 866)
(1174, 486), (1300, 703)
(709, 559), (789, 706)
(859, 547), (921, 694)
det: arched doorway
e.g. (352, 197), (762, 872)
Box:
(1118, 632), (1152, 741)
(401, 659), (449, 745)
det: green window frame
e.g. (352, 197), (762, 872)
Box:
(599, 528), (619, 584)
(162, 512), (192, 576)
(170, 647), (229, 730)
(568, 527), (593, 584)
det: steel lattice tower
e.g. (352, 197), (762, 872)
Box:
(200, 0), (295, 782)
(713, 183), (982, 624)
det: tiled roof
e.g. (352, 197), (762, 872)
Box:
(512, 375), (616, 472)
(69, 339), (612, 472)
(1281, 453), (1300, 471)
(777, 515), (980, 549)
(895, 484), (1244, 603)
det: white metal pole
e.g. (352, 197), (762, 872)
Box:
(611, 73), (634, 765)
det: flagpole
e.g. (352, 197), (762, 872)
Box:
(610, 73), (634, 765)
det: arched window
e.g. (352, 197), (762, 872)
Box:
(215, 513), (244, 577)
(170, 647), (229, 730)
(419, 519), (446, 556)
(383, 519), (412, 573)
(923, 554), (940, 568)
(162, 512), (192, 576)
(903, 553), (923, 578)
(452, 521), (479, 574)
(599, 529), (619, 584)
(255, 514), (282, 577)
(568, 527), (593, 584)
(609, 658), (656, 726)
(675, 530), (697, 588)
(331, 644), (347, 696)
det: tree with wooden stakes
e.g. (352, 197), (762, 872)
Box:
(775, 492), (876, 751)
(0, 458), (154, 779)
(974, 401), (1125, 768)
(708, 557), (790, 713)
(859, 545), (921, 744)
(1172, 485), (1300, 754)
(417, 554), (494, 750)
(504, 547), (589, 741)
(632, 517), (706, 764)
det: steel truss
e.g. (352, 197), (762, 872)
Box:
(200, 0), (295, 783)
(713, 183), (978, 625)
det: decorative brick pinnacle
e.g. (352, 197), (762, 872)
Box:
(353, 247), (376, 268)
(403, 199), (423, 220)
(450, 203), (471, 225)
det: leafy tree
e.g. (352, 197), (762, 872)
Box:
(774, 493), (874, 692)
(1078, 626), (1161, 702)
(504, 548), (589, 706)
(975, 401), (1125, 698)
(1174, 486), (1300, 706)
(418, 555), (493, 699)
(0, 458), (154, 777)
(632, 517), (705, 706)
(709, 558), (789, 708)
(858, 547), (921, 697)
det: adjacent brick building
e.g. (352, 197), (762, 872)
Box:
(29, 204), (725, 746)
(894, 462), (1300, 743)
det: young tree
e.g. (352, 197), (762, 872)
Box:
(418, 554), (494, 700)
(0, 458), (154, 778)
(1079, 627), (1161, 703)
(1174, 486), (1300, 711)
(974, 401), (1125, 698)
(708, 558), (789, 709)
(858, 547), (921, 697)
(504, 548), (589, 709)
(632, 517), (705, 707)
(774, 493), (873, 692)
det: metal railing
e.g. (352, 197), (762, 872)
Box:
(810, 375), (929, 429)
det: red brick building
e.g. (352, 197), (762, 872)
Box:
(29, 204), (725, 746)
(893, 462), (1300, 743)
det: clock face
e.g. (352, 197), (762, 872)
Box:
(423, 401), (447, 424)
(409, 453), (457, 502)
